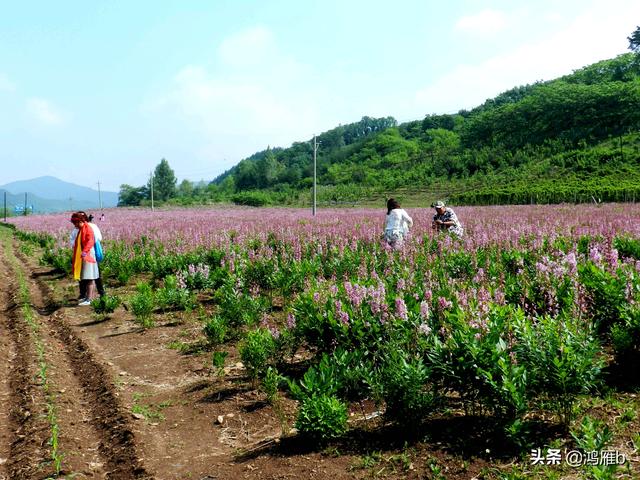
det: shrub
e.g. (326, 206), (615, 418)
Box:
(239, 328), (277, 379)
(613, 235), (640, 260)
(215, 280), (267, 327)
(579, 263), (626, 334)
(611, 305), (640, 361)
(379, 348), (441, 425)
(514, 313), (604, 427)
(91, 294), (121, 315)
(295, 394), (348, 441)
(130, 282), (155, 328)
(231, 191), (272, 206)
(203, 315), (227, 346)
(156, 275), (196, 311)
(288, 353), (342, 401)
(41, 247), (71, 273)
(261, 367), (283, 405)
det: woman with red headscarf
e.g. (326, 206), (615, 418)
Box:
(70, 212), (99, 305)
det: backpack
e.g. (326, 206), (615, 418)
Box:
(94, 239), (105, 262)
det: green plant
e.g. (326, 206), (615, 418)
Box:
(610, 305), (640, 361)
(239, 328), (277, 379)
(41, 246), (72, 273)
(212, 350), (228, 369)
(261, 367), (282, 404)
(513, 313), (604, 427)
(295, 394), (348, 441)
(131, 394), (166, 422)
(353, 451), (382, 470)
(130, 282), (155, 328)
(91, 294), (121, 315)
(203, 315), (227, 346)
(156, 274), (196, 311)
(579, 263), (627, 334)
(288, 353), (343, 401)
(571, 415), (619, 479)
(379, 348), (440, 425)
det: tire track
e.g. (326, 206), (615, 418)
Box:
(5, 235), (152, 479)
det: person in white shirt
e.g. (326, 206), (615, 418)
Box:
(383, 198), (413, 247)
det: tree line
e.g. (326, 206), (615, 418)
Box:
(119, 28), (640, 207)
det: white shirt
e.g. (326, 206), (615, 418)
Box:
(385, 208), (413, 235)
(89, 222), (102, 242)
(69, 222), (102, 247)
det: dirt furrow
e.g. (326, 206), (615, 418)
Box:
(13, 245), (152, 479)
(0, 254), (52, 479)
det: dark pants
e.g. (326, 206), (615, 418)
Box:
(79, 278), (105, 299)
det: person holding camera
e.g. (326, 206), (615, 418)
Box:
(431, 201), (463, 238)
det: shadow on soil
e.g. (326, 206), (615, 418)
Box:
(234, 414), (565, 464)
(603, 355), (640, 392)
(198, 383), (254, 404)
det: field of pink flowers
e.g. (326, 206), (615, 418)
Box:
(6, 203), (640, 476)
(7, 203), (640, 252)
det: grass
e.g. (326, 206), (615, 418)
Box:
(131, 392), (169, 422)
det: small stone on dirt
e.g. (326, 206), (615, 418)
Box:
(216, 415), (225, 424)
(132, 413), (146, 420)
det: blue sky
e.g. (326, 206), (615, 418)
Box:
(0, 0), (638, 192)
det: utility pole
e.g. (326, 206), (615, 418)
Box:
(24, 193), (27, 216)
(97, 181), (103, 210)
(3, 191), (6, 222)
(312, 135), (319, 216)
(150, 171), (155, 212)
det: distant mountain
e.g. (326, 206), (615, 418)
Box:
(0, 176), (118, 213)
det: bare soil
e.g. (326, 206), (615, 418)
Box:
(1, 235), (638, 480)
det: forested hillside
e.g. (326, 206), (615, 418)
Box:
(119, 50), (640, 207)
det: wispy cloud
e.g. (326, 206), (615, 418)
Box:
(26, 98), (65, 126)
(150, 26), (334, 161)
(416, 0), (640, 113)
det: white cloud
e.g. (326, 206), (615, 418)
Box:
(150, 26), (341, 162)
(26, 98), (65, 126)
(455, 9), (509, 36)
(416, 0), (640, 113)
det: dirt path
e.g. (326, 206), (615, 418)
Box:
(0, 234), (150, 479)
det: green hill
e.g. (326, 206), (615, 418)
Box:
(121, 52), (640, 207)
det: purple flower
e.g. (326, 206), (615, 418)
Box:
(437, 296), (452, 311)
(589, 246), (602, 264)
(418, 323), (432, 335)
(419, 300), (430, 320)
(334, 300), (350, 325)
(395, 297), (408, 321)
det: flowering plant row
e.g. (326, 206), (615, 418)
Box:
(8, 204), (640, 445)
